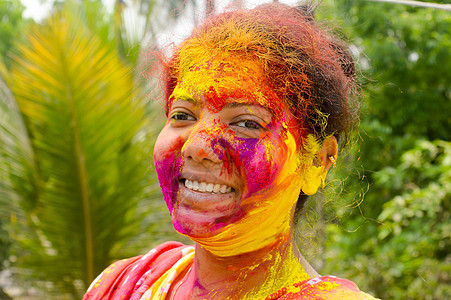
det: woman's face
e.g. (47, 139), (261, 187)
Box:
(154, 57), (303, 240)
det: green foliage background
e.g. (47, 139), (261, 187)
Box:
(315, 1), (450, 299)
(0, 0), (450, 299)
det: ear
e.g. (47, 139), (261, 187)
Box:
(300, 135), (338, 195)
(317, 135), (338, 171)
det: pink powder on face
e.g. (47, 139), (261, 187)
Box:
(155, 125), (283, 219)
(211, 134), (280, 197)
(155, 110), (288, 216)
(156, 62), (296, 236)
(154, 137), (184, 213)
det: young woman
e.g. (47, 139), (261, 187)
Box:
(84, 3), (378, 299)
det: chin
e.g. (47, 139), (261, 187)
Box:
(171, 207), (240, 238)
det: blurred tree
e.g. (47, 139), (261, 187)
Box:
(0, 6), (158, 297)
(315, 1), (451, 299)
(373, 140), (450, 298)
(0, 0), (28, 66)
(0, 76), (18, 300)
(1, 0), (200, 297)
(49, 0), (188, 66)
(324, 139), (451, 299)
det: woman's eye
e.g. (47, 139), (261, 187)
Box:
(234, 120), (264, 130)
(170, 112), (196, 121)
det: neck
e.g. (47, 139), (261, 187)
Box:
(174, 233), (317, 299)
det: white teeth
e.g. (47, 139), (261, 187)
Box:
(199, 182), (206, 192)
(186, 180), (193, 189)
(192, 181), (199, 191)
(184, 179), (232, 194)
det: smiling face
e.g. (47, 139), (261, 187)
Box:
(154, 56), (308, 255)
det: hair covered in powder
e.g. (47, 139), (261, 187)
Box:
(164, 3), (357, 147)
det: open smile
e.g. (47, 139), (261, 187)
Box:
(182, 179), (234, 194)
(177, 177), (239, 210)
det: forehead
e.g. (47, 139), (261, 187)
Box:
(169, 56), (286, 116)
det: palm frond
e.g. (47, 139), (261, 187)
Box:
(4, 7), (157, 296)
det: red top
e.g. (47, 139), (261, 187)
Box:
(83, 241), (378, 300)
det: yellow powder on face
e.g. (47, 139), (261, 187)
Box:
(170, 43), (328, 257)
(170, 55), (280, 115)
(192, 130), (302, 257)
(191, 132), (325, 257)
(164, 51), (334, 299)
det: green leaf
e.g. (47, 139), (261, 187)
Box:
(2, 8), (156, 296)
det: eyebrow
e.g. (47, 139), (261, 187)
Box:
(224, 101), (275, 118)
(172, 96), (199, 105)
(224, 102), (274, 122)
(172, 97), (258, 108)
(172, 96), (273, 115)
(224, 102), (253, 108)
(224, 97), (275, 109)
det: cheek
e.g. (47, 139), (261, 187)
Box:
(154, 131), (184, 213)
(213, 133), (283, 197)
(238, 137), (281, 196)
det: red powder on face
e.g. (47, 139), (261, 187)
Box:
(196, 148), (209, 159)
(205, 86), (228, 112)
(168, 136), (185, 156)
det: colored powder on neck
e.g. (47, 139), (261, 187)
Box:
(241, 240), (310, 299)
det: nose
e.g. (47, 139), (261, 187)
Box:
(181, 120), (224, 164)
